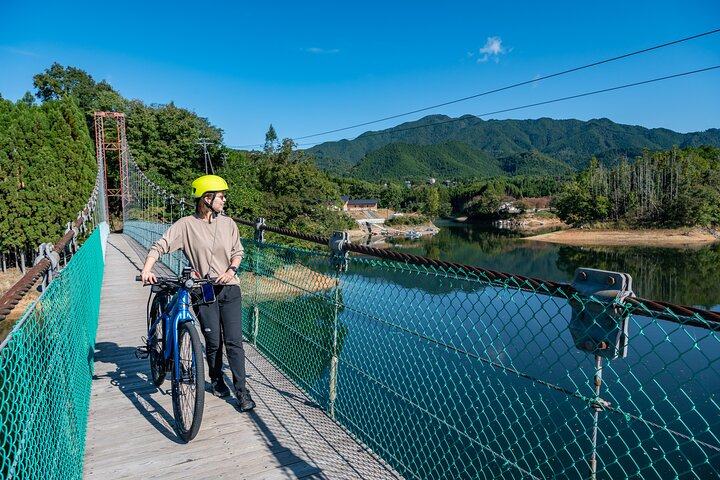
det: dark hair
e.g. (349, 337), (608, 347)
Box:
(195, 192), (215, 216)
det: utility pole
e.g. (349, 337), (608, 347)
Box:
(197, 138), (215, 174)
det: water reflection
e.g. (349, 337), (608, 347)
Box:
(389, 224), (720, 308)
(243, 238), (720, 479)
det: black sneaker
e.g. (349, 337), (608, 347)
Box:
(237, 390), (256, 412)
(210, 378), (231, 398)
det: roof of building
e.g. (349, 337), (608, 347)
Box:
(340, 196), (379, 205)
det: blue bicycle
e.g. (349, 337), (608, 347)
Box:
(136, 268), (207, 442)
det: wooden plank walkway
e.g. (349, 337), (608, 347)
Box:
(84, 234), (401, 480)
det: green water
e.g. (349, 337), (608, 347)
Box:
(388, 222), (720, 310)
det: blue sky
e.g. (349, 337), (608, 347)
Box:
(1, 1), (718, 147)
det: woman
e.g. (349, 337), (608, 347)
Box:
(140, 174), (256, 412)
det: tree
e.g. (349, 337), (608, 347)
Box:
(0, 96), (95, 260)
(19, 92), (35, 106)
(33, 63), (121, 113)
(264, 124), (278, 155)
(552, 146), (720, 227)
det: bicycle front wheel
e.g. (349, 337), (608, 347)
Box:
(171, 322), (205, 442)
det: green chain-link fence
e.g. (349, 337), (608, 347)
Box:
(235, 240), (719, 480)
(123, 160), (189, 274)
(123, 159), (719, 479)
(0, 227), (105, 479)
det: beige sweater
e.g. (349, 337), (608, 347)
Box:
(147, 214), (244, 285)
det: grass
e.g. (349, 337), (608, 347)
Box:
(531, 210), (559, 220)
(0, 268), (41, 342)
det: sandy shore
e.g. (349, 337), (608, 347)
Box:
(524, 228), (719, 248)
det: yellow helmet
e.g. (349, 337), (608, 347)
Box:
(191, 175), (229, 198)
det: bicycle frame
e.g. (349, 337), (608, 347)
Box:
(148, 287), (196, 383)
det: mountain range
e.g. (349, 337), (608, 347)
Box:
(305, 115), (720, 181)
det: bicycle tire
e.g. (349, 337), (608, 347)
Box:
(171, 321), (205, 442)
(148, 294), (167, 387)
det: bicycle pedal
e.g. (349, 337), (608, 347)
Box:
(135, 345), (150, 359)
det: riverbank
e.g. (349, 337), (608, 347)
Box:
(495, 213), (565, 232)
(348, 221), (439, 246)
(524, 227), (719, 248)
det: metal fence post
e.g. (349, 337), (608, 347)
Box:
(569, 267), (634, 480)
(329, 283), (341, 419)
(328, 231), (349, 418)
(251, 218), (265, 346)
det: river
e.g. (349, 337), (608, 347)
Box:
(244, 223), (720, 479)
(386, 221), (720, 311)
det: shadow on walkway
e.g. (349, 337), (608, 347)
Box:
(93, 341), (183, 444)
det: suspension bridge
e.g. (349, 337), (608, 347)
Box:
(1, 112), (719, 479)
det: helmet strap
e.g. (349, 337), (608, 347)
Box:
(205, 192), (220, 219)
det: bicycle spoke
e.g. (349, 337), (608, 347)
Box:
(177, 329), (197, 429)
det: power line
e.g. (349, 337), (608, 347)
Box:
(288, 65), (719, 146)
(230, 27), (720, 149)
(261, 64), (720, 149)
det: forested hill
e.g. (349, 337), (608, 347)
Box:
(307, 115), (720, 175)
(348, 142), (573, 181)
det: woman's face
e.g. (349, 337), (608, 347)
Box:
(206, 191), (226, 212)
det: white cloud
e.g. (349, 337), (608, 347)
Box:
(477, 36), (508, 63)
(303, 47), (340, 54)
(2, 46), (39, 57)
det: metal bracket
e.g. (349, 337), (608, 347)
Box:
(65, 222), (79, 252)
(568, 268), (634, 359)
(255, 217), (266, 244)
(33, 242), (61, 292)
(77, 210), (89, 235)
(329, 231), (350, 272)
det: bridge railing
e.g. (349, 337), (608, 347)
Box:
(0, 168), (108, 478)
(234, 229), (719, 480)
(123, 160), (720, 480)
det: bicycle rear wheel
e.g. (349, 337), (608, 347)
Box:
(148, 294), (166, 387)
(171, 321), (205, 442)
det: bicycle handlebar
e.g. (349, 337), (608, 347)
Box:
(135, 275), (215, 287)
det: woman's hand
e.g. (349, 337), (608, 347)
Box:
(215, 269), (236, 284)
(141, 269), (157, 284)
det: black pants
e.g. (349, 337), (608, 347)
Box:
(194, 285), (248, 395)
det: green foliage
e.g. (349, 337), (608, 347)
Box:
(264, 124), (278, 155)
(349, 141), (501, 181)
(385, 214), (429, 226)
(220, 146), (355, 237)
(0, 96), (96, 253)
(463, 187), (503, 220)
(553, 181), (607, 226)
(1, 63), (356, 257)
(347, 142), (572, 183)
(554, 147), (720, 227)
(124, 100), (223, 197)
(333, 177), (451, 218)
(308, 114), (720, 174)
(497, 150), (573, 176)
(32, 63), (222, 200)
(447, 176), (558, 219)
(33, 63), (125, 118)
